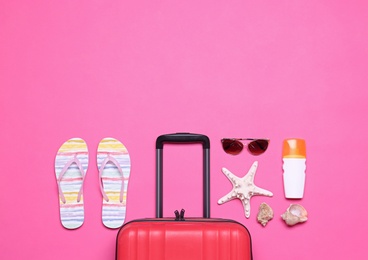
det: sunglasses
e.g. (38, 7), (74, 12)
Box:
(221, 138), (270, 156)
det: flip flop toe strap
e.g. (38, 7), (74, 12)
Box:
(57, 154), (86, 204)
(99, 154), (125, 203)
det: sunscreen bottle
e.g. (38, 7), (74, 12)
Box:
(282, 138), (306, 199)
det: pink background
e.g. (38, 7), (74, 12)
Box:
(1, 1), (367, 259)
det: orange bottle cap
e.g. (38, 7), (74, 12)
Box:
(283, 138), (306, 158)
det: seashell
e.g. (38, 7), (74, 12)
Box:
(281, 204), (308, 226)
(257, 202), (274, 227)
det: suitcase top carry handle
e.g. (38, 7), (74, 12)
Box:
(156, 133), (210, 218)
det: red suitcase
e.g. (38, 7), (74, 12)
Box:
(116, 133), (253, 260)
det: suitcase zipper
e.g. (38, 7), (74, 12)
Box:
(174, 209), (186, 221)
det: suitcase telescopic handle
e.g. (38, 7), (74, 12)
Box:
(156, 133), (210, 218)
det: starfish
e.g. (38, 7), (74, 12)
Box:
(218, 161), (273, 218)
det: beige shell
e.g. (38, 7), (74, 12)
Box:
(257, 202), (274, 227)
(281, 204), (308, 226)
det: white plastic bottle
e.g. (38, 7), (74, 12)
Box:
(282, 138), (306, 199)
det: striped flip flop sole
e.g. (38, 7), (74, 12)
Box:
(55, 138), (88, 229)
(97, 138), (131, 229)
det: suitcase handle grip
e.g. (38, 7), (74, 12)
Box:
(156, 132), (210, 149)
(156, 133), (210, 218)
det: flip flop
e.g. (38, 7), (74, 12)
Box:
(55, 138), (88, 229)
(97, 137), (131, 229)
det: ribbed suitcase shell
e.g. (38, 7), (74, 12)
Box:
(116, 218), (252, 260)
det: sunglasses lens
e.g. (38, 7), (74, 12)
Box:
(222, 139), (244, 155)
(248, 139), (269, 155)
